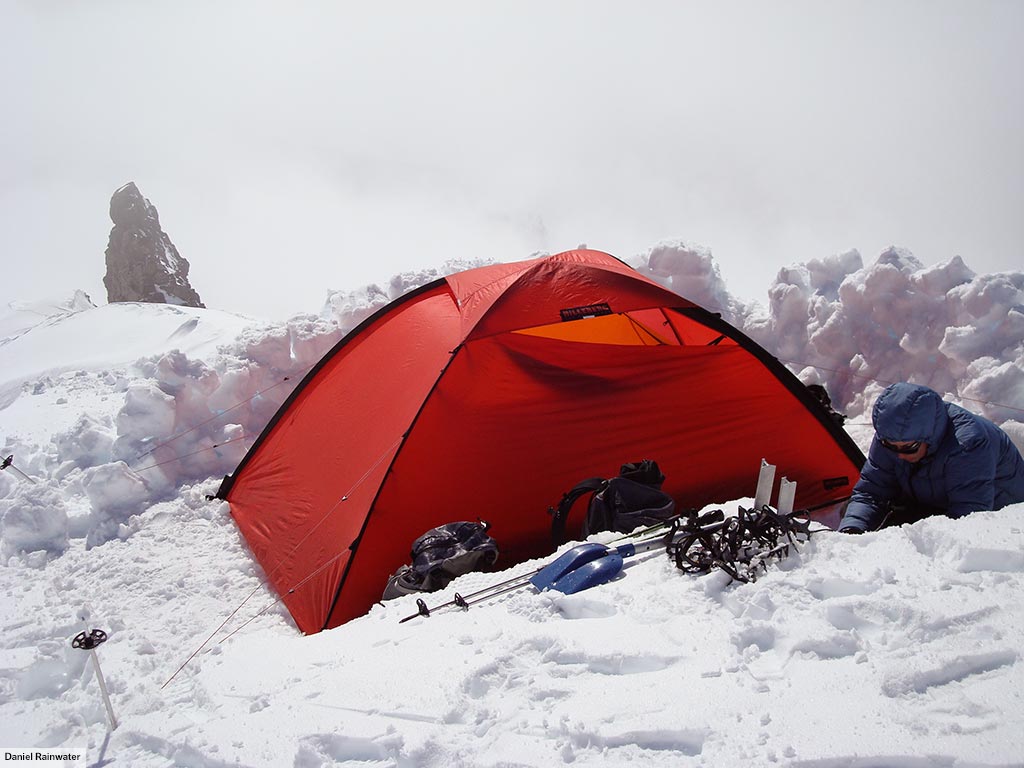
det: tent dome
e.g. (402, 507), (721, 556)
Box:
(218, 250), (864, 633)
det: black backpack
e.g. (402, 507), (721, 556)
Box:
(382, 521), (499, 600)
(549, 460), (676, 546)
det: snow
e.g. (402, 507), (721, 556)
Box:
(1, 247), (1022, 766)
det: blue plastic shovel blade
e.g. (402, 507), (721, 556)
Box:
(548, 552), (624, 594)
(530, 543), (610, 591)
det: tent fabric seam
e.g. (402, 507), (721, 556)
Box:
(215, 278), (449, 500)
(318, 342), (467, 631)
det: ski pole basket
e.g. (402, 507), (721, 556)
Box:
(72, 629), (108, 650)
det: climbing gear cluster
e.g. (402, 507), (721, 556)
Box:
(667, 504), (812, 584)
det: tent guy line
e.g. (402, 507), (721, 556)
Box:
(159, 581), (266, 690)
(134, 434), (255, 474)
(134, 373), (300, 461)
(163, 543), (351, 689)
(163, 434), (407, 687)
(252, 434), (405, 582)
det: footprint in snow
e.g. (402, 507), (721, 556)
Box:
(881, 648), (1019, 697)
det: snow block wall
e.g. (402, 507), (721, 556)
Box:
(635, 240), (1024, 448)
(1, 247), (1022, 563)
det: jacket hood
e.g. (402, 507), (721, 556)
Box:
(872, 383), (949, 447)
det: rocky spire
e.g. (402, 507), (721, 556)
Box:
(103, 182), (205, 308)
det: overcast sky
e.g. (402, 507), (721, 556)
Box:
(3, 1), (1022, 321)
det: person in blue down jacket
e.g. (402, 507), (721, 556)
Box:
(839, 382), (1024, 533)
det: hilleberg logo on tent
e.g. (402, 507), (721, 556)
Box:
(560, 303), (613, 322)
(822, 476), (851, 491)
(218, 249), (866, 634)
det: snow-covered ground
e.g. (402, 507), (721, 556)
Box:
(1, 246), (1022, 767)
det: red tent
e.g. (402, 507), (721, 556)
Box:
(217, 250), (864, 634)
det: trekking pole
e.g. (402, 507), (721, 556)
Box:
(443, 577), (546, 613)
(1, 454), (37, 484)
(71, 629), (118, 731)
(401, 516), (724, 623)
(399, 567), (543, 622)
(610, 512), (687, 542)
(438, 539), (670, 613)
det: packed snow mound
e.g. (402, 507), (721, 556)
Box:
(1, 479), (1021, 765)
(0, 300), (255, 407)
(3, 248), (1024, 556)
(0, 285), (400, 551)
(644, 240), (731, 310)
(0, 482), (69, 561)
(320, 256), (498, 326)
(637, 244), (1024, 451)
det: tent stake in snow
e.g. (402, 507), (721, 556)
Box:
(72, 629), (118, 731)
(753, 458), (776, 509)
(777, 477), (797, 516)
(1, 454), (37, 484)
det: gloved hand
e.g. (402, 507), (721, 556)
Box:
(839, 526), (865, 534)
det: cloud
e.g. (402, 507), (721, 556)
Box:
(2, 1), (1022, 320)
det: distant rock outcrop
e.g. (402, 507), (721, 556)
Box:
(103, 182), (205, 308)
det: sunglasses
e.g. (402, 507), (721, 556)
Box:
(880, 439), (922, 455)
